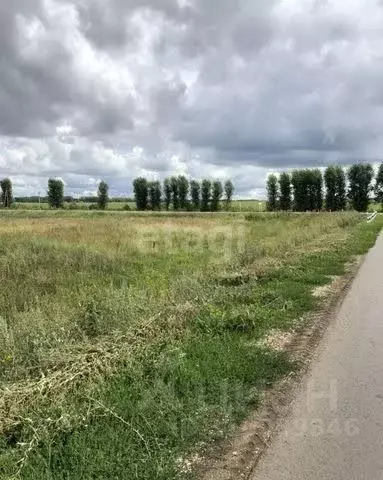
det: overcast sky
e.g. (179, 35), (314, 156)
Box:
(1, 0), (382, 198)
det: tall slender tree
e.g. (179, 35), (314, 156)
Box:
(306, 171), (316, 211)
(292, 170), (306, 211)
(133, 177), (148, 210)
(0, 178), (13, 208)
(312, 169), (323, 211)
(279, 172), (291, 211)
(375, 163), (383, 206)
(178, 176), (189, 210)
(335, 166), (347, 210)
(163, 178), (172, 211)
(201, 180), (211, 212)
(348, 163), (374, 212)
(148, 181), (162, 210)
(170, 176), (180, 210)
(224, 180), (234, 210)
(47, 179), (64, 208)
(325, 166), (346, 211)
(190, 180), (201, 211)
(211, 181), (223, 211)
(97, 180), (109, 210)
(148, 182), (155, 211)
(153, 181), (162, 210)
(325, 166), (337, 211)
(266, 174), (279, 211)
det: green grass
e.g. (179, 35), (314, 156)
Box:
(0, 212), (381, 479)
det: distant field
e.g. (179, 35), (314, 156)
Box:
(0, 211), (381, 479)
(230, 199), (266, 212)
(12, 201), (137, 211)
(11, 199), (266, 212)
(11, 199), (382, 213)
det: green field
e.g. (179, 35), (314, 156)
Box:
(12, 201), (137, 211)
(0, 211), (381, 479)
(11, 200), (266, 212)
(11, 199), (383, 213)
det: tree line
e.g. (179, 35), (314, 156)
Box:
(14, 196), (133, 203)
(0, 178), (111, 210)
(45, 179), (110, 210)
(267, 163), (383, 212)
(133, 176), (235, 211)
(0, 176), (235, 212)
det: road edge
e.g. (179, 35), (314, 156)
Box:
(196, 255), (364, 480)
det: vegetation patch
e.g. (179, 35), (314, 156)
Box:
(0, 212), (381, 479)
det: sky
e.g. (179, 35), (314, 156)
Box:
(1, 0), (383, 198)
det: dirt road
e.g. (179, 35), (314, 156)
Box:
(251, 233), (383, 480)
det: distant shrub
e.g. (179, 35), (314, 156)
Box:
(68, 202), (80, 210)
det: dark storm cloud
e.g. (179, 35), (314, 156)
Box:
(0, 0), (136, 138)
(74, 0), (190, 49)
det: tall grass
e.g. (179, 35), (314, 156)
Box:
(0, 212), (381, 479)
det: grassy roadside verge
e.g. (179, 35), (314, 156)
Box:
(0, 214), (382, 479)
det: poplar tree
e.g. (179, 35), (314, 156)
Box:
(170, 176), (179, 210)
(266, 174), (279, 211)
(279, 173), (291, 211)
(0, 178), (13, 208)
(312, 169), (323, 211)
(148, 181), (162, 210)
(335, 166), (347, 210)
(190, 180), (201, 211)
(325, 166), (337, 211)
(201, 179), (211, 212)
(224, 180), (234, 210)
(178, 176), (189, 210)
(163, 178), (172, 210)
(47, 179), (64, 208)
(375, 163), (383, 206)
(97, 180), (109, 210)
(211, 181), (223, 211)
(348, 164), (374, 212)
(291, 170), (306, 211)
(133, 177), (148, 210)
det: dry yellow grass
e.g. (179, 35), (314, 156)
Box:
(0, 211), (375, 480)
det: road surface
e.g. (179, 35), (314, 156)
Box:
(252, 233), (383, 480)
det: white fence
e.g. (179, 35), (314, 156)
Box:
(367, 211), (378, 223)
